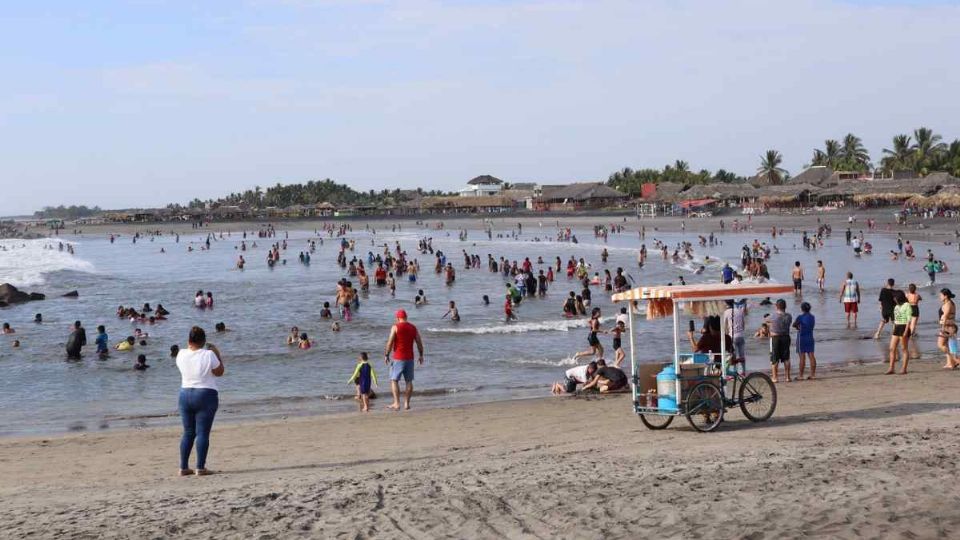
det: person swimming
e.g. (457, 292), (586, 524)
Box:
(115, 336), (135, 351)
(134, 354), (150, 371)
(287, 326), (300, 346)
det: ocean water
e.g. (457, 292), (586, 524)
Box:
(0, 223), (956, 436)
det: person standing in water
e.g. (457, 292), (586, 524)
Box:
(383, 310), (424, 411)
(839, 272), (861, 329)
(791, 261), (804, 297)
(874, 278), (898, 340)
(175, 326), (224, 476)
(65, 320), (87, 359)
(816, 260), (825, 292)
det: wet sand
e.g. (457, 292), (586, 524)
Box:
(37, 206), (960, 244)
(2, 358), (959, 539)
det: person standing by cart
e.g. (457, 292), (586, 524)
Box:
(874, 278), (898, 340)
(768, 299), (793, 383)
(723, 299), (748, 372)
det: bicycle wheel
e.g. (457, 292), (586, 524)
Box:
(684, 382), (724, 432)
(639, 414), (674, 430)
(738, 372), (777, 422)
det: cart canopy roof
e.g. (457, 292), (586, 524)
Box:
(611, 282), (794, 303)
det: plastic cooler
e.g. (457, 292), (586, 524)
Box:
(656, 366), (678, 412)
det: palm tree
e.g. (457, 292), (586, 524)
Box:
(810, 139), (842, 168)
(757, 150), (788, 185)
(674, 160), (690, 174)
(840, 133), (870, 171)
(881, 134), (913, 173)
(810, 149), (827, 166)
(912, 127), (946, 173)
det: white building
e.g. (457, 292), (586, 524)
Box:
(459, 175), (504, 197)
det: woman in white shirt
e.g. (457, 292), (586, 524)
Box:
(176, 326), (224, 476)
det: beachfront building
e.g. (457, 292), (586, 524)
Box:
(459, 175), (504, 197)
(315, 202), (336, 217)
(534, 182), (628, 211)
(419, 195), (517, 214)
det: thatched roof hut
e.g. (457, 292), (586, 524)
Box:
(647, 182), (686, 202)
(677, 183), (759, 202)
(909, 185), (960, 208)
(787, 166), (834, 187)
(421, 195), (516, 211)
(815, 176), (956, 204)
(756, 183), (820, 204)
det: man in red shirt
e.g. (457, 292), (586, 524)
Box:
(384, 310), (424, 410)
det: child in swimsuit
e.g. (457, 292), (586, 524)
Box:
(348, 352), (378, 412)
(612, 321), (626, 368)
(504, 295), (517, 322)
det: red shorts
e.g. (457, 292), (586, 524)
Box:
(843, 302), (859, 314)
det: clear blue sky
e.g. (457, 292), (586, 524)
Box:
(2, 0), (958, 215)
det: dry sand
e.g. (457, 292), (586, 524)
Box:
(2, 358), (959, 539)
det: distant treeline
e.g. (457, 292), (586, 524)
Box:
(608, 126), (960, 195)
(33, 205), (102, 220)
(166, 178), (454, 210)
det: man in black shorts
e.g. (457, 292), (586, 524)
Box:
(768, 299), (793, 383)
(874, 278), (897, 339)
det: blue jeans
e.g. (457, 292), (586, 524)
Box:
(178, 388), (219, 470)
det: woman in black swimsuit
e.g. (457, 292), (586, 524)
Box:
(906, 284), (922, 358)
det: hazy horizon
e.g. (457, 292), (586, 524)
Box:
(2, 0), (959, 216)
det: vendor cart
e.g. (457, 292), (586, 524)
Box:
(611, 282), (793, 432)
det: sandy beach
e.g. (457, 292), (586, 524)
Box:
(2, 358), (959, 539)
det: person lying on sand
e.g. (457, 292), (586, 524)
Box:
(551, 361), (597, 395)
(580, 361), (628, 393)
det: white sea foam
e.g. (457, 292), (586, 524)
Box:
(495, 356), (579, 367)
(0, 239), (95, 288)
(427, 315), (616, 335)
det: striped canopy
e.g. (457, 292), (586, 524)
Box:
(611, 282), (794, 303)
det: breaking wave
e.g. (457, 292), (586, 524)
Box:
(0, 238), (95, 287)
(427, 316), (615, 335)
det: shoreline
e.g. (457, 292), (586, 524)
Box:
(0, 351), (895, 440)
(13, 206), (960, 245)
(2, 357), (960, 538)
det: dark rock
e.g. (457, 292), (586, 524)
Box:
(0, 301), (7, 308)
(62, 290), (79, 298)
(29, 292), (45, 301)
(0, 283), (32, 304)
